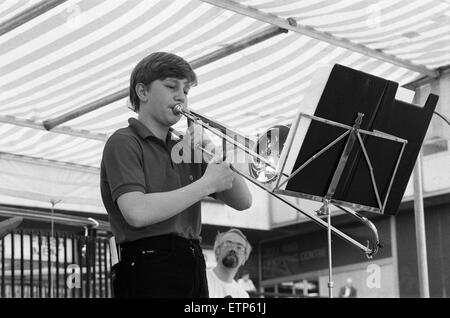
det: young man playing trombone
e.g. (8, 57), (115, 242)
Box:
(100, 52), (252, 298)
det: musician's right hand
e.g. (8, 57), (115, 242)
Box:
(201, 155), (235, 193)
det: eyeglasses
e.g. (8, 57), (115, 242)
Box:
(221, 240), (246, 253)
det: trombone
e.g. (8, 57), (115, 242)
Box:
(172, 104), (381, 258)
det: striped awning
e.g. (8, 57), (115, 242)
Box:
(1, 0), (449, 168)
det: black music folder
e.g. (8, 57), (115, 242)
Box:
(279, 64), (438, 215)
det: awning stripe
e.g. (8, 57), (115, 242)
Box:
(0, 0), (447, 169)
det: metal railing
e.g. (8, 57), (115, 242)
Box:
(0, 228), (113, 298)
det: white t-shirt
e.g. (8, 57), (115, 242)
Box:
(237, 278), (256, 292)
(207, 269), (249, 298)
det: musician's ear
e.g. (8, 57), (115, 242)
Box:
(136, 83), (149, 103)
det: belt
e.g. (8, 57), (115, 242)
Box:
(119, 234), (201, 260)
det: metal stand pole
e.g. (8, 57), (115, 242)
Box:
(412, 152), (430, 298)
(324, 200), (334, 298)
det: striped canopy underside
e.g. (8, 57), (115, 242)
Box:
(0, 0), (449, 168)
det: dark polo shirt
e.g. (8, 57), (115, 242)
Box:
(100, 118), (208, 244)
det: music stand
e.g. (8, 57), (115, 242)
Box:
(259, 64), (438, 297)
(273, 112), (406, 298)
(217, 63), (438, 298)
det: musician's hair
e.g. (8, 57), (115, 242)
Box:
(129, 52), (197, 113)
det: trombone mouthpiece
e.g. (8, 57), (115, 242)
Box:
(172, 104), (184, 115)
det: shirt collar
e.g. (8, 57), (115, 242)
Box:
(128, 118), (178, 144)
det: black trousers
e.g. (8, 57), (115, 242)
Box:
(112, 234), (209, 298)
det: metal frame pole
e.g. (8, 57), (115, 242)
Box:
(0, 0), (68, 37)
(412, 151), (430, 298)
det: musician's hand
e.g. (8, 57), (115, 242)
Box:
(201, 155), (235, 193)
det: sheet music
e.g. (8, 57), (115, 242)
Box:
(395, 86), (415, 104)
